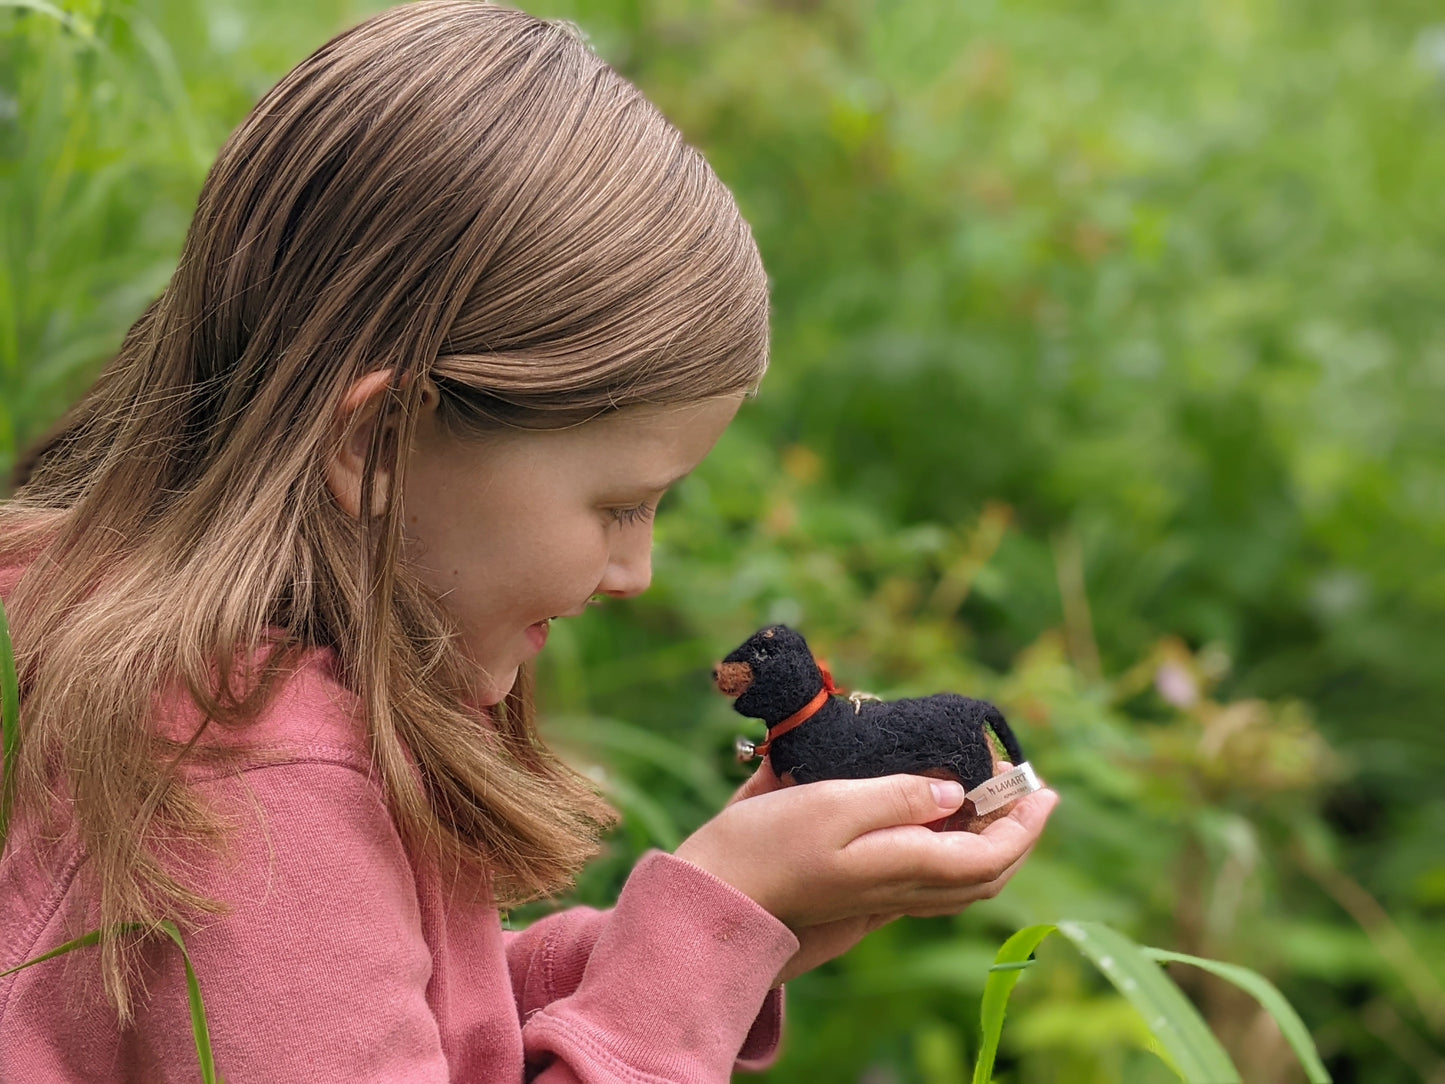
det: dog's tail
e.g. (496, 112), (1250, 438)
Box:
(982, 702), (1026, 766)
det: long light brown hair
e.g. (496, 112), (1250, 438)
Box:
(1, 0), (768, 1018)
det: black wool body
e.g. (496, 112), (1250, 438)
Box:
(765, 694), (1016, 788)
(713, 624), (1027, 802)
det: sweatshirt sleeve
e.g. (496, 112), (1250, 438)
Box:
(503, 879), (786, 1048)
(512, 851), (798, 1082)
(138, 755), (794, 1083)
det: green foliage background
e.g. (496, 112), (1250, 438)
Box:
(3, 0), (1442, 1080)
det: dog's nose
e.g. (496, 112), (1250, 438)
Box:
(713, 661), (754, 697)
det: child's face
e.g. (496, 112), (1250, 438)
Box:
(401, 394), (744, 705)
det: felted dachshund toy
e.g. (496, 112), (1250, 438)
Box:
(713, 624), (1037, 832)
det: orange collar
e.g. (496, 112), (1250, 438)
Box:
(754, 660), (840, 757)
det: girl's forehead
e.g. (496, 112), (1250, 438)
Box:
(529, 395), (743, 479)
(573, 396), (742, 444)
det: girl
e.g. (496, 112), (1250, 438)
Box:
(0, 2), (1058, 1080)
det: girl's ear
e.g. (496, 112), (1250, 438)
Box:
(325, 371), (440, 519)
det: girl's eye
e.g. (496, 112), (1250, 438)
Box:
(609, 501), (657, 527)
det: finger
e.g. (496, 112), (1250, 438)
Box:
(902, 840), (1037, 915)
(845, 834), (1043, 919)
(807, 773), (969, 840)
(843, 787), (1059, 885)
(728, 760), (784, 805)
(935, 788), (1057, 882)
(865, 912), (902, 934)
(977, 787), (1058, 848)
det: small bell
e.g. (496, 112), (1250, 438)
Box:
(735, 736), (759, 762)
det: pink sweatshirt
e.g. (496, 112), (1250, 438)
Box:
(0, 578), (799, 1081)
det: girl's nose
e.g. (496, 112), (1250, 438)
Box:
(597, 532), (653, 599)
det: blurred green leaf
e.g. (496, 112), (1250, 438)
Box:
(1145, 947), (1332, 1083)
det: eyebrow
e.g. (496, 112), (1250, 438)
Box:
(638, 467), (694, 492)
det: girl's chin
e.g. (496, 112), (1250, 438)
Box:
(473, 665), (521, 708)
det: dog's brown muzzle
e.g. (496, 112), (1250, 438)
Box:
(712, 661), (754, 698)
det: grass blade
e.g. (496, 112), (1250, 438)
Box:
(1146, 947), (1332, 1083)
(973, 923), (1057, 1084)
(0, 597), (19, 855)
(158, 921), (221, 1084)
(0, 928), (107, 978)
(0, 604), (218, 1081)
(0, 0), (94, 36)
(2, 920), (221, 1083)
(1056, 921), (1241, 1083)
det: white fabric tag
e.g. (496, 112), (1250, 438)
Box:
(965, 762), (1042, 816)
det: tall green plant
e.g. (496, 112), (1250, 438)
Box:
(0, 597), (18, 849)
(974, 922), (1331, 1083)
(0, 599), (222, 1083)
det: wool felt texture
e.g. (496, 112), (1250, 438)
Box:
(715, 625), (1028, 832)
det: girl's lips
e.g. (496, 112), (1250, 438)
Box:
(525, 620), (550, 652)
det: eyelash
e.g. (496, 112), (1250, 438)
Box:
(609, 502), (657, 527)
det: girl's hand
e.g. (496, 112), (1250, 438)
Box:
(674, 762), (1058, 982)
(718, 762), (900, 984)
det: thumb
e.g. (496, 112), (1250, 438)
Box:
(727, 760), (785, 805)
(822, 773), (967, 839)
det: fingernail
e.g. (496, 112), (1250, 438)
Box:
(931, 780), (965, 807)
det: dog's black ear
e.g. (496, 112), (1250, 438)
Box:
(723, 625), (773, 664)
(768, 625), (812, 656)
(730, 624), (830, 723)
